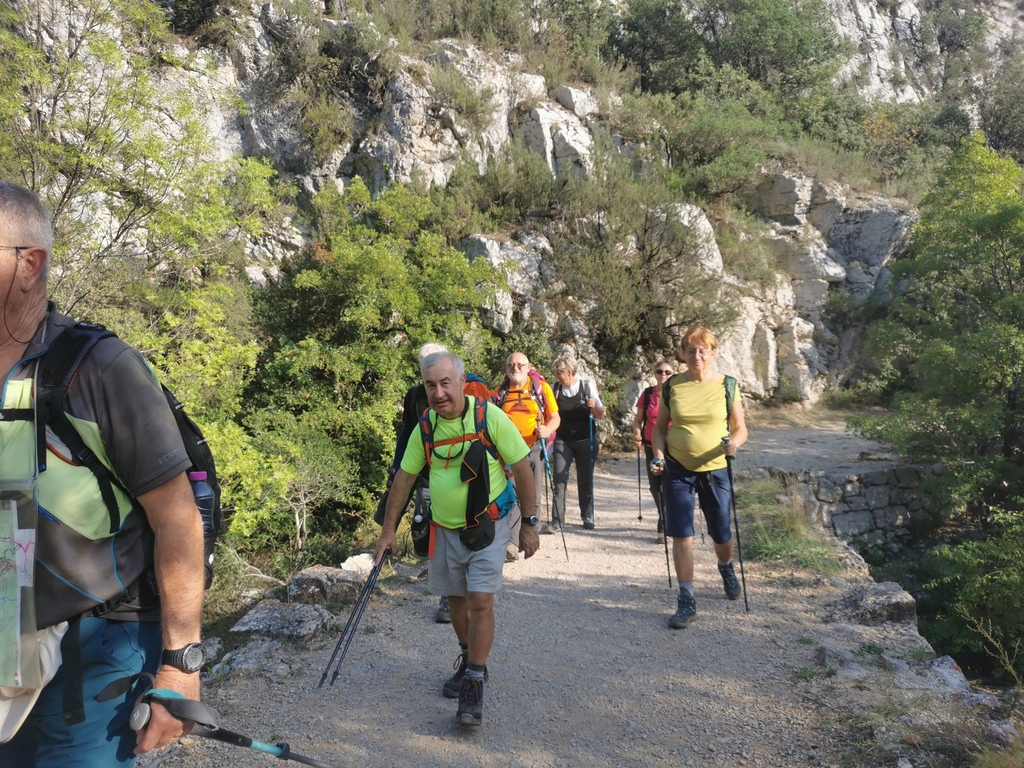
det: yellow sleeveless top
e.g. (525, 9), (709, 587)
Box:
(665, 375), (729, 472)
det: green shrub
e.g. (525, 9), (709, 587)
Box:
(428, 62), (495, 134)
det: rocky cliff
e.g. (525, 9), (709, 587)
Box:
(26, 0), (1024, 417)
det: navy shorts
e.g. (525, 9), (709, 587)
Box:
(662, 458), (733, 544)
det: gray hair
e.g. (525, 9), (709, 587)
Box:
(553, 354), (577, 374)
(418, 342), (448, 361)
(420, 351), (465, 380)
(0, 180), (53, 281)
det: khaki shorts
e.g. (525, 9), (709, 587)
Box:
(428, 515), (510, 596)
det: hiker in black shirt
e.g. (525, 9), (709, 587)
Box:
(548, 354), (605, 532)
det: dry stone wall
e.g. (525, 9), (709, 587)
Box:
(763, 463), (935, 553)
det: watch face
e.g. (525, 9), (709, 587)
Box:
(183, 644), (206, 671)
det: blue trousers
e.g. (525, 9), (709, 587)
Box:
(0, 617), (161, 767)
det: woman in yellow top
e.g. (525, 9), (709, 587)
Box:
(650, 327), (748, 629)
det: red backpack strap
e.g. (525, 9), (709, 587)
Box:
(475, 400), (512, 478)
(418, 407), (435, 467)
(527, 368), (546, 417)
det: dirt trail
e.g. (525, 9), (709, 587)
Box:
(142, 428), (912, 768)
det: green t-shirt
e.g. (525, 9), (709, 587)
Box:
(401, 398), (530, 529)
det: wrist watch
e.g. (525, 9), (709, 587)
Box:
(522, 515), (539, 526)
(161, 642), (207, 673)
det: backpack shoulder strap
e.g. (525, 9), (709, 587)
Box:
(418, 407), (435, 467)
(37, 323), (126, 534)
(476, 400), (512, 478)
(495, 377), (510, 407)
(640, 386), (653, 433)
(723, 375), (738, 436)
(663, 373), (682, 405)
(724, 375), (737, 414)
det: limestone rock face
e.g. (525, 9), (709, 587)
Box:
(39, 0), (1021, 420)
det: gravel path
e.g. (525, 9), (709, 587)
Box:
(142, 447), (887, 768)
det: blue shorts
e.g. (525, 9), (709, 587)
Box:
(0, 617), (161, 767)
(662, 459), (733, 545)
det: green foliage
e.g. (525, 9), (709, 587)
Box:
(427, 63), (495, 134)
(916, 513), (1024, 682)
(854, 134), (1024, 678)
(611, 0), (843, 96)
(430, 140), (562, 239)
(709, 206), (779, 286)
(692, 0), (844, 95)
(607, 0), (702, 93)
(243, 179), (498, 549)
(550, 143), (739, 359)
(617, 74), (784, 199)
(0, 0), (283, 318)
(855, 136), (1024, 513)
(979, 43), (1024, 165)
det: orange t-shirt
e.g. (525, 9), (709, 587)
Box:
(498, 380), (558, 446)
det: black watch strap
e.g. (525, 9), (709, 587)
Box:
(161, 642), (206, 673)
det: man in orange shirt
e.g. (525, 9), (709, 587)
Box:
(495, 352), (560, 556)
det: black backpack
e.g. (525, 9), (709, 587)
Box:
(37, 322), (222, 588)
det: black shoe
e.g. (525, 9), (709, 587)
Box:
(442, 651), (488, 698)
(719, 562), (742, 601)
(669, 592), (697, 629)
(582, 518), (595, 530)
(457, 676), (484, 726)
(435, 595), (451, 623)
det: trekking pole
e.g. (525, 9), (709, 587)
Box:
(636, 447), (643, 522)
(662, 520), (672, 588)
(130, 692), (338, 767)
(542, 440), (569, 563)
(318, 548), (391, 688)
(723, 437), (749, 613)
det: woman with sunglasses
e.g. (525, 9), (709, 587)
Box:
(633, 360), (674, 543)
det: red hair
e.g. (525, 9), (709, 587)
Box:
(680, 326), (718, 352)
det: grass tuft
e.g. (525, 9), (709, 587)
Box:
(737, 474), (848, 576)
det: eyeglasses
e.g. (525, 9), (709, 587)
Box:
(507, 362), (528, 370)
(0, 245), (31, 252)
(655, 369), (673, 375)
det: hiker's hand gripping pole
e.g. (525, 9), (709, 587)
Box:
(318, 548), (391, 688)
(131, 690), (338, 767)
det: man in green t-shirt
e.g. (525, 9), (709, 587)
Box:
(375, 351), (539, 727)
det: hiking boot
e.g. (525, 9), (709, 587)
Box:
(442, 651), (488, 698)
(457, 676), (484, 726)
(655, 534), (666, 545)
(582, 518), (595, 530)
(719, 562), (742, 601)
(541, 522), (560, 535)
(669, 592), (697, 629)
(435, 595), (451, 624)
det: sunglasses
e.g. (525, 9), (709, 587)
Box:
(655, 369), (672, 375)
